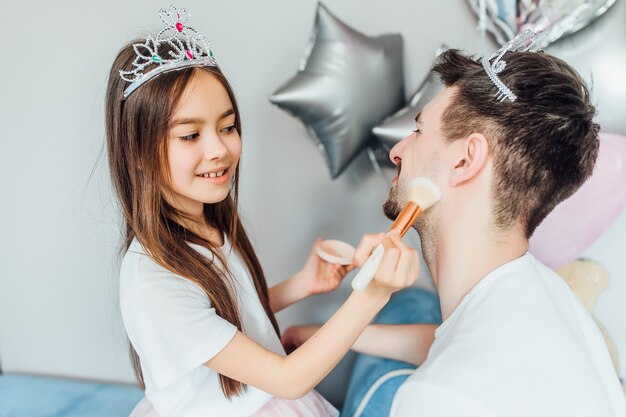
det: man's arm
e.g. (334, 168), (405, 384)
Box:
(282, 323), (437, 366)
(353, 323), (437, 365)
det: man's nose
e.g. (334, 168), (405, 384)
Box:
(389, 135), (410, 166)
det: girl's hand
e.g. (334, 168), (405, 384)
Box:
(281, 324), (321, 354)
(296, 239), (355, 296)
(353, 230), (420, 298)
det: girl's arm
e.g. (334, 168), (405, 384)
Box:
(207, 289), (388, 399)
(268, 272), (310, 313)
(268, 240), (352, 313)
(206, 233), (419, 399)
(282, 323), (438, 366)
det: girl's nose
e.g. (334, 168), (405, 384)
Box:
(203, 134), (228, 161)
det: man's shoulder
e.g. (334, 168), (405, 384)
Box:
(453, 254), (575, 324)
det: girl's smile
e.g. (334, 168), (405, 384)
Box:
(195, 166), (231, 184)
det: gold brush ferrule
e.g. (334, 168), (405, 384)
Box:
(389, 202), (422, 237)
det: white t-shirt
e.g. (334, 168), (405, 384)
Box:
(119, 237), (285, 417)
(391, 253), (626, 417)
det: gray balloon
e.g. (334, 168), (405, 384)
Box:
(373, 46), (447, 151)
(269, 2), (405, 179)
(466, 0), (618, 48)
(546, 0), (626, 135)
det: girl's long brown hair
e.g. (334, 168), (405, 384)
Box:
(105, 41), (279, 398)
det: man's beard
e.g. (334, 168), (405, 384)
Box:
(383, 176), (439, 266)
(383, 178), (429, 235)
(383, 179), (405, 222)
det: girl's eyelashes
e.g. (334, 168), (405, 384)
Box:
(414, 128), (421, 135)
(221, 124), (237, 134)
(175, 125), (237, 141)
(178, 132), (200, 142)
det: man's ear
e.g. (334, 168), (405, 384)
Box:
(450, 133), (489, 186)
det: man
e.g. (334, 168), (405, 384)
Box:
(282, 33), (626, 416)
(384, 34), (626, 416)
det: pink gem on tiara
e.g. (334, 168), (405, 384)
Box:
(119, 4), (218, 99)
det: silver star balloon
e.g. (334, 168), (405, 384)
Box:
(269, 2), (405, 179)
(373, 46), (447, 152)
(467, 0), (618, 48)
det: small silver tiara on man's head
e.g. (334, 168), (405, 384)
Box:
(119, 4), (218, 100)
(481, 29), (541, 102)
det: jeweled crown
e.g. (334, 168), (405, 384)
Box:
(481, 29), (540, 102)
(120, 4), (218, 99)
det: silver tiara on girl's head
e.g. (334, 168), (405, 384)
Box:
(120, 4), (218, 99)
(481, 29), (540, 102)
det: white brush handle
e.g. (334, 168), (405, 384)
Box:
(351, 243), (385, 291)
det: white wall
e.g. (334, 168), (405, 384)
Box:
(1, 0), (624, 407)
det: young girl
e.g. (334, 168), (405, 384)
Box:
(106, 5), (420, 417)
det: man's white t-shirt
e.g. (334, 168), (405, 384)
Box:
(119, 237), (284, 417)
(391, 253), (626, 417)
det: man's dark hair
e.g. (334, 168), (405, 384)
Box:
(432, 49), (600, 237)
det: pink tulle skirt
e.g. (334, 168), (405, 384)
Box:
(252, 390), (339, 417)
(129, 390), (338, 417)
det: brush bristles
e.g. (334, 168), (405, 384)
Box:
(407, 177), (441, 211)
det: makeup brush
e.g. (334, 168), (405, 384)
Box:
(351, 177), (441, 291)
